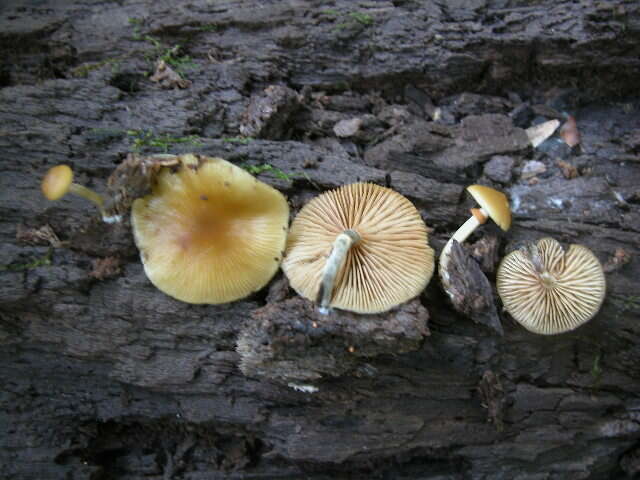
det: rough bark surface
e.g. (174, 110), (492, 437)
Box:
(1, 1), (640, 479)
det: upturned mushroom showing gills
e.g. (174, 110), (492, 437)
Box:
(439, 185), (511, 295)
(282, 182), (435, 314)
(497, 237), (606, 335)
(41, 164), (121, 223)
(131, 154), (289, 304)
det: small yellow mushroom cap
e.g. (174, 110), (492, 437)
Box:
(282, 182), (435, 314)
(131, 155), (289, 304)
(41, 165), (73, 200)
(466, 184), (511, 231)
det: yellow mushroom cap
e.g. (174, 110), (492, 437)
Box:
(131, 155), (289, 304)
(41, 165), (73, 200)
(282, 182), (435, 314)
(497, 237), (606, 335)
(466, 184), (511, 231)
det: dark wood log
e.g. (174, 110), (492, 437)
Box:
(2, 1), (640, 478)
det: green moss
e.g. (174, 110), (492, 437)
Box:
(242, 163), (297, 181)
(330, 10), (375, 32)
(1, 250), (52, 272)
(128, 17), (145, 41)
(130, 25), (197, 78)
(591, 352), (602, 380)
(70, 58), (120, 78)
(160, 46), (196, 75)
(86, 128), (127, 144)
(195, 24), (218, 32)
(140, 37), (196, 77)
(321, 9), (372, 24)
(222, 136), (254, 145)
(622, 295), (640, 310)
(127, 130), (202, 153)
(611, 294), (640, 313)
(348, 11), (374, 26)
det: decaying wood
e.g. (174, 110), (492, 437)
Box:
(1, 0), (640, 478)
(238, 297), (429, 383)
(445, 240), (503, 336)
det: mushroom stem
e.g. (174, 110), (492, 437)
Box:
(539, 271), (557, 287)
(317, 229), (360, 314)
(68, 183), (121, 224)
(438, 208), (488, 281)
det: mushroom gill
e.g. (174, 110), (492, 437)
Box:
(282, 182), (434, 314)
(497, 237), (606, 334)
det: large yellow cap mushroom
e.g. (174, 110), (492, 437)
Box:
(497, 237), (606, 334)
(282, 182), (435, 314)
(131, 154), (289, 304)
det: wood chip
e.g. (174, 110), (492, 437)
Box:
(478, 371), (505, 432)
(557, 160), (578, 179)
(521, 160), (546, 179)
(526, 119), (560, 148)
(90, 256), (122, 280)
(16, 224), (63, 247)
(560, 115), (580, 147)
(333, 118), (362, 138)
(150, 60), (191, 89)
(603, 247), (631, 273)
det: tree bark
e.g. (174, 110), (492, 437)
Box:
(1, 1), (640, 478)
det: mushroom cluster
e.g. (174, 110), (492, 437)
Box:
(42, 153), (609, 336)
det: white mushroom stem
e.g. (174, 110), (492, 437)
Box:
(439, 208), (488, 282)
(68, 184), (122, 224)
(317, 229), (360, 314)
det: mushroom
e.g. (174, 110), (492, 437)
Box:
(282, 182), (434, 314)
(439, 185), (511, 295)
(497, 237), (606, 334)
(131, 154), (289, 304)
(41, 164), (121, 223)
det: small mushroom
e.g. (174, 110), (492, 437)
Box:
(497, 237), (606, 334)
(282, 182), (434, 314)
(41, 164), (121, 223)
(439, 185), (511, 296)
(131, 154), (289, 304)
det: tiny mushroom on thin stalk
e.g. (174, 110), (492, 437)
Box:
(497, 237), (606, 335)
(131, 154), (289, 304)
(282, 182), (435, 314)
(41, 164), (121, 223)
(439, 185), (511, 299)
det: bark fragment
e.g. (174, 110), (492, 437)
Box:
(237, 298), (429, 383)
(478, 370), (506, 432)
(444, 240), (503, 336)
(149, 60), (192, 89)
(239, 85), (301, 139)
